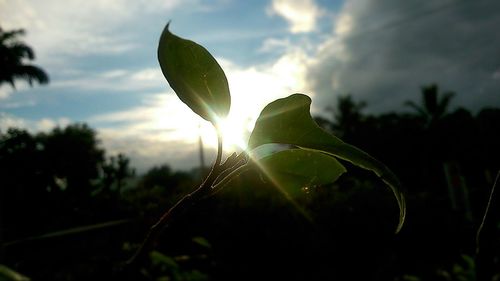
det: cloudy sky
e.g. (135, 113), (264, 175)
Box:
(1, 0), (499, 172)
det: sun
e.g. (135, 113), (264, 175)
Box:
(217, 117), (249, 151)
(184, 115), (251, 155)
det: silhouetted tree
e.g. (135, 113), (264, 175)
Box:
(476, 108), (500, 174)
(328, 95), (367, 139)
(0, 27), (49, 88)
(102, 153), (135, 193)
(139, 165), (192, 192)
(0, 129), (49, 241)
(40, 124), (105, 199)
(405, 84), (454, 127)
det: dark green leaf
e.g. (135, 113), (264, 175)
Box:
(158, 23), (230, 124)
(255, 149), (346, 196)
(249, 94), (406, 233)
(150, 251), (179, 269)
(0, 264), (30, 281)
(192, 236), (212, 249)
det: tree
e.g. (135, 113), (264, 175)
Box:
(405, 84), (454, 126)
(102, 153), (135, 194)
(0, 128), (49, 244)
(40, 124), (105, 198)
(328, 95), (367, 139)
(0, 27), (49, 88)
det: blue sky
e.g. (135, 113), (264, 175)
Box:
(1, 0), (499, 172)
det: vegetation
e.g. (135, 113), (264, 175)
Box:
(0, 27), (49, 88)
(0, 23), (499, 281)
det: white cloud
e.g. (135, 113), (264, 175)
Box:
(0, 113), (28, 130)
(89, 93), (219, 172)
(334, 12), (353, 37)
(35, 117), (71, 131)
(267, 0), (323, 33)
(0, 82), (33, 101)
(0, 112), (71, 132)
(0, 99), (37, 109)
(49, 67), (164, 93)
(98, 131), (215, 173)
(0, 0), (194, 67)
(258, 37), (292, 53)
(0, 87), (13, 100)
(131, 68), (164, 82)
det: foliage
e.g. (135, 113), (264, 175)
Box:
(40, 124), (105, 195)
(405, 84), (455, 126)
(0, 125), (130, 239)
(0, 264), (29, 281)
(327, 94), (367, 138)
(1, 92), (499, 280)
(0, 26), (49, 88)
(102, 153), (135, 193)
(158, 23), (230, 124)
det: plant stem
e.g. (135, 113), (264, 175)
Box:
(210, 163), (251, 197)
(214, 126), (223, 169)
(127, 126), (225, 265)
(475, 169), (500, 281)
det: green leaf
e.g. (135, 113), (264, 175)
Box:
(158, 23), (231, 124)
(248, 94), (406, 233)
(150, 251), (179, 269)
(255, 149), (346, 196)
(0, 264), (30, 281)
(192, 236), (212, 249)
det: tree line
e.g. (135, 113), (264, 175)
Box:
(0, 85), (498, 280)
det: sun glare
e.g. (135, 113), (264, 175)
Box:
(148, 50), (307, 156)
(218, 117), (249, 151)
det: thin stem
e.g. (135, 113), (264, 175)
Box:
(127, 186), (194, 265)
(475, 169), (499, 281)
(209, 164), (252, 197)
(213, 152), (247, 185)
(127, 124), (225, 265)
(476, 169), (500, 255)
(214, 127), (223, 169)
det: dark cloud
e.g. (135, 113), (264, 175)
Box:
(308, 0), (500, 114)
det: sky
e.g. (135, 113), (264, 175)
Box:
(1, 0), (499, 173)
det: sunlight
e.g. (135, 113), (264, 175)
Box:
(148, 96), (250, 153)
(147, 52), (309, 154)
(218, 117), (249, 151)
(249, 153), (314, 223)
(93, 49), (310, 166)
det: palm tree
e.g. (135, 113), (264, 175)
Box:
(0, 27), (49, 88)
(405, 84), (454, 126)
(328, 94), (367, 139)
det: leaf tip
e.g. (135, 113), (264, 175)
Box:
(161, 20), (173, 38)
(394, 191), (406, 234)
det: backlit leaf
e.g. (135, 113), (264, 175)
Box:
(255, 149), (346, 196)
(249, 94), (406, 233)
(158, 23), (230, 124)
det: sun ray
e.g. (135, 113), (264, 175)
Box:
(249, 153), (314, 224)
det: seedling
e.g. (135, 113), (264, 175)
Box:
(129, 23), (406, 263)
